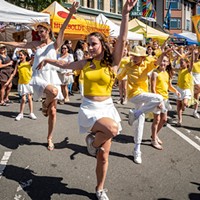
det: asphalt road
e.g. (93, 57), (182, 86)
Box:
(0, 88), (200, 200)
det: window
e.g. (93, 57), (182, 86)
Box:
(187, 3), (190, 12)
(186, 20), (190, 31)
(75, 0), (83, 6)
(166, 0), (181, 10)
(110, 0), (116, 13)
(97, 0), (104, 10)
(118, 0), (122, 14)
(87, 0), (94, 8)
(170, 18), (181, 29)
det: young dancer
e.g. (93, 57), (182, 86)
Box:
(7, 50), (37, 121)
(116, 46), (130, 105)
(117, 45), (164, 164)
(37, 1), (138, 198)
(150, 52), (180, 150)
(176, 56), (193, 126)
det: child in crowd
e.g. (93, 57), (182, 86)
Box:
(117, 46), (130, 105)
(175, 56), (193, 126)
(150, 52), (180, 150)
(7, 50), (37, 121)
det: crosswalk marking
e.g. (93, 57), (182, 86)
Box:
(0, 151), (12, 179)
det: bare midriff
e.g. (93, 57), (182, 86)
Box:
(84, 95), (110, 102)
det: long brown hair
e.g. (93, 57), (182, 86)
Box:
(87, 32), (113, 67)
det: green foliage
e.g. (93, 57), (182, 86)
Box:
(5, 0), (63, 12)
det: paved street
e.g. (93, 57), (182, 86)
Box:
(0, 88), (200, 200)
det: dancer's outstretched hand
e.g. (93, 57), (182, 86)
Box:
(123, 0), (138, 14)
(69, 1), (79, 14)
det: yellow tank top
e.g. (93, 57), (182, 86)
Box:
(192, 61), (200, 73)
(177, 68), (193, 89)
(83, 59), (116, 96)
(18, 61), (32, 84)
(154, 69), (169, 100)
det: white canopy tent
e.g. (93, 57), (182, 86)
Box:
(0, 0), (50, 24)
(96, 14), (143, 41)
(0, 0), (50, 53)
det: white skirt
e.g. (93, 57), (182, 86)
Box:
(30, 69), (63, 101)
(18, 83), (33, 96)
(193, 73), (200, 85)
(78, 97), (122, 134)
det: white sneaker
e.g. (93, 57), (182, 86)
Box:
(122, 98), (127, 105)
(128, 109), (136, 126)
(193, 111), (200, 119)
(133, 151), (142, 164)
(85, 134), (97, 156)
(29, 113), (37, 120)
(96, 189), (109, 200)
(15, 113), (23, 121)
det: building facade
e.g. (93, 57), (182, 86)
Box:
(64, 0), (199, 35)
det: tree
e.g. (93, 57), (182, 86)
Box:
(5, 0), (63, 12)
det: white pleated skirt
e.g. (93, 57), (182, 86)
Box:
(30, 69), (63, 101)
(78, 97), (122, 134)
(18, 83), (33, 96)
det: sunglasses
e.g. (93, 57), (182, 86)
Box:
(38, 30), (45, 34)
(62, 47), (67, 49)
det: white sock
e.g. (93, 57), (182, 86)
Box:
(134, 144), (141, 152)
(134, 110), (142, 118)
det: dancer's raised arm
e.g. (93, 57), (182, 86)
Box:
(113, 0), (138, 68)
(54, 1), (79, 50)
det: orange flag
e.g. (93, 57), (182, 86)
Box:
(192, 15), (200, 44)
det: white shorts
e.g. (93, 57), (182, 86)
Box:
(153, 99), (172, 114)
(175, 86), (191, 100)
(193, 73), (200, 85)
(18, 83), (33, 96)
(78, 97), (122, 134)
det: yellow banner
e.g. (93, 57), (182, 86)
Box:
(52, 18), (110, 38)
(192, 15), (200, 44)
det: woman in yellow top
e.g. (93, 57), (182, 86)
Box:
(116, 46), (130, 105)
(37, 1), (138, 199)
(192, 46), (200, 119)
(176, 56), (193, 127)
(151, 53), (180, 150)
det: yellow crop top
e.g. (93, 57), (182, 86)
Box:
(83, 59), (116, 96)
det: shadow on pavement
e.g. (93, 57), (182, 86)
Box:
(0, 111), (18, 119)
(0, 131), (31, 149)
(188, 182), (200, 200)
(3, 165), (95, 200)
(0, 131), (48, 150)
